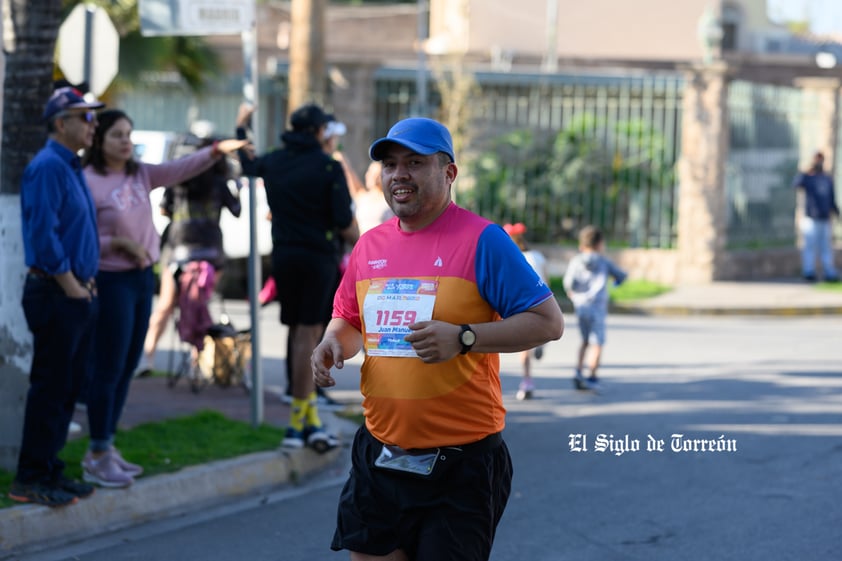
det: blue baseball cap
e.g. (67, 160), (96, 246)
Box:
(43, 87), (104, 121)
(369, 118), (455, 163)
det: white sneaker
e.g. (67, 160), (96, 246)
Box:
(281, 427), (305, 449)
(133, 355), (154, 378)
(305, 426), (340, 454)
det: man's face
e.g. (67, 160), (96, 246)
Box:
(54, 109), (98, 152)
(380, 145), (457, 231)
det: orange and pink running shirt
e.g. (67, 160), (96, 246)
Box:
(333, 203), (553, 449)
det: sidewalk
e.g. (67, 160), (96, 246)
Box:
(612, 278), (842, 316)
(0, 375), (358, 557)
(2, 279), (841, 557)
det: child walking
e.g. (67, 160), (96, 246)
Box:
(503, 223), (548, 400)
(563, 225), (627, 391)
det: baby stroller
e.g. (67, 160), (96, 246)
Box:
(166, 260), (251, 394)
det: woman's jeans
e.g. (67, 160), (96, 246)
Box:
(87, 267), (155, 451)
(800, 216), (838, 279)
(16, 275), (98, 484)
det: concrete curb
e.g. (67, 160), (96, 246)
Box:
(612, 302), (842, 317)
(0, 446), (341, 556)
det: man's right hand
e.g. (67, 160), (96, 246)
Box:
(311, 339), (342, 388)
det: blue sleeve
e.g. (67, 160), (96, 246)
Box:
(219, 179), (242, 218)
(20, 160), (70, 274)
(236, 128), (264, 178)
(475, 224), (554, 318)
(606, 259), (627, 286)
(792, 173), (806, 189)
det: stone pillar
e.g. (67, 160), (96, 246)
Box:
(676, 62), (732, 283)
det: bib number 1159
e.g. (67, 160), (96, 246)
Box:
(375, 309), (417, 326)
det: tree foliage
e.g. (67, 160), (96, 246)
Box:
(58, 0), (222, 95)
(464, 115), (676, 247)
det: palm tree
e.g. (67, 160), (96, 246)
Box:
(0, 0), (65, 471)
(2, 0), (63, 194)
(0, 0), (228, 469)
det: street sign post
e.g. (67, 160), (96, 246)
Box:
(58, 4), (120, 96)
(138, 0), (264, 426)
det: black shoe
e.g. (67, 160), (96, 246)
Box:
(304, 426), (340, 454)
(825, 276), (840, 283)
(55, 476), (95, 499)
(804, 274), (817, 283)
(8, 480), (78, 507)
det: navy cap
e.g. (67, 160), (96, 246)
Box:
(369, 118), (455, 163)
(43, 87), (105, 121)
(289, 104), (330, 132)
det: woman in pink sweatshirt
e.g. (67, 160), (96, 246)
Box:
(81, 109), (245, 488)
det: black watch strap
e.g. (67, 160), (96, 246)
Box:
(459, 324), (476, 355)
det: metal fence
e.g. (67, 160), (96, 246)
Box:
(121, 67), (838, 252)
(374, 68), (684, 248)
(725, 80), (814, 248)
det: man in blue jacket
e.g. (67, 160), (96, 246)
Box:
(9, 87), (104, 507)
(792, 151), (839, 282)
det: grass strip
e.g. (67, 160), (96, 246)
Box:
(549, 276), (671, 302)
(0, 410), (284, 510)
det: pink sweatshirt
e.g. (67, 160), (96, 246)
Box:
(85, 146), (219, 272)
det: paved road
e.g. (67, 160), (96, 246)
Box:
(14, 314), (842, 561)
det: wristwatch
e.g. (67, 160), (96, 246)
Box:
(459, 324), (476, 355)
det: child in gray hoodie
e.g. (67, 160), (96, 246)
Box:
(563, 225), (627, 390)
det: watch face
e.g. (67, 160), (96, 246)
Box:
(461, 329), (476, 346)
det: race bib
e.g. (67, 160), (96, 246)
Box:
(363, 278), (438, 357)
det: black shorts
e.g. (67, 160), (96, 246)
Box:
(271, 248), (339, 326)
(331, 426), (513, 560)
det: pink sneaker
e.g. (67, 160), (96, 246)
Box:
(110, 447), (143, 477)
(82, 451), (134, 488)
